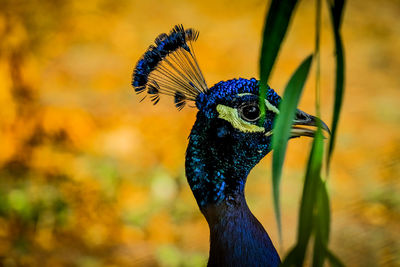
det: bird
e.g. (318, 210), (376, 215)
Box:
(132, 25), (330, 267)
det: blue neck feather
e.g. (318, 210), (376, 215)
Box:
(185, 111), (280, 266)
(205, 196), (281, 267)
(185, 111), (249, 207)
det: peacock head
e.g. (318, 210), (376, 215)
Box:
(132, 25), (329, 207)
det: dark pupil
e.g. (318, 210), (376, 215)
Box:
(242, 105), (260, 121)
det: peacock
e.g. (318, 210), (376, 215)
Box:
(132, 25), (329, 267)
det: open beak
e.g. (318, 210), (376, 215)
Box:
(291, 109), (331, 138)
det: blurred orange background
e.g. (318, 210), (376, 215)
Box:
(0, 0), (399, 266)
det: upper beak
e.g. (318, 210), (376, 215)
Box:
(291, 109), (331, 138)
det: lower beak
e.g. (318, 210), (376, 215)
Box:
(291, 109), (331, 138)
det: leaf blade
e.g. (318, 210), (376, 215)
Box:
(312, 180), (331, 267)
(259, 0), (299, 121)
(271, 54), (313, 241)
(296, 128), (324, 265)
(326, 0), (346, 171)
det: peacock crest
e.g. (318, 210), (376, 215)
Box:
(132, 25), (208, 110)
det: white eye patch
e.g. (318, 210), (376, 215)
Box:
(216, 93), (279, 135)
(216, 104), (264, 133)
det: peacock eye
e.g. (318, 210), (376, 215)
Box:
(239, 103), (260, 122)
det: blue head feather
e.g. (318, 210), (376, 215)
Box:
(196, 77), (281, 119)
(186, 78), (281, 207)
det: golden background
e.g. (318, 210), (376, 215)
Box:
(0, 0), (399, 266)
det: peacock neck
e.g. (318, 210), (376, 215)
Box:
(185, 113), (249, 208)
(185, 113), (280, 266)
(203, 195), (280, 267)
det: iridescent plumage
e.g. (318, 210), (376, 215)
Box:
(132, 25), (329, 267)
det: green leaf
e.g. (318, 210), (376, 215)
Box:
(329, 0), (346, 29)
(259, 0), (299, 121)
(295, 128), (324, 265)
(317, 181), (331, 243)
(280, 246), (298, 267)
(312, 236), (325, 267)
(326, 0), (346, 171)
(312, 180), (330, 267)
(271, 54), (313, 241)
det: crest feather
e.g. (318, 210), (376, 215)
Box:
(132, 25), (208, 109)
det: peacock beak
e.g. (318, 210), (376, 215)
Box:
(290, 109), (331, 138)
